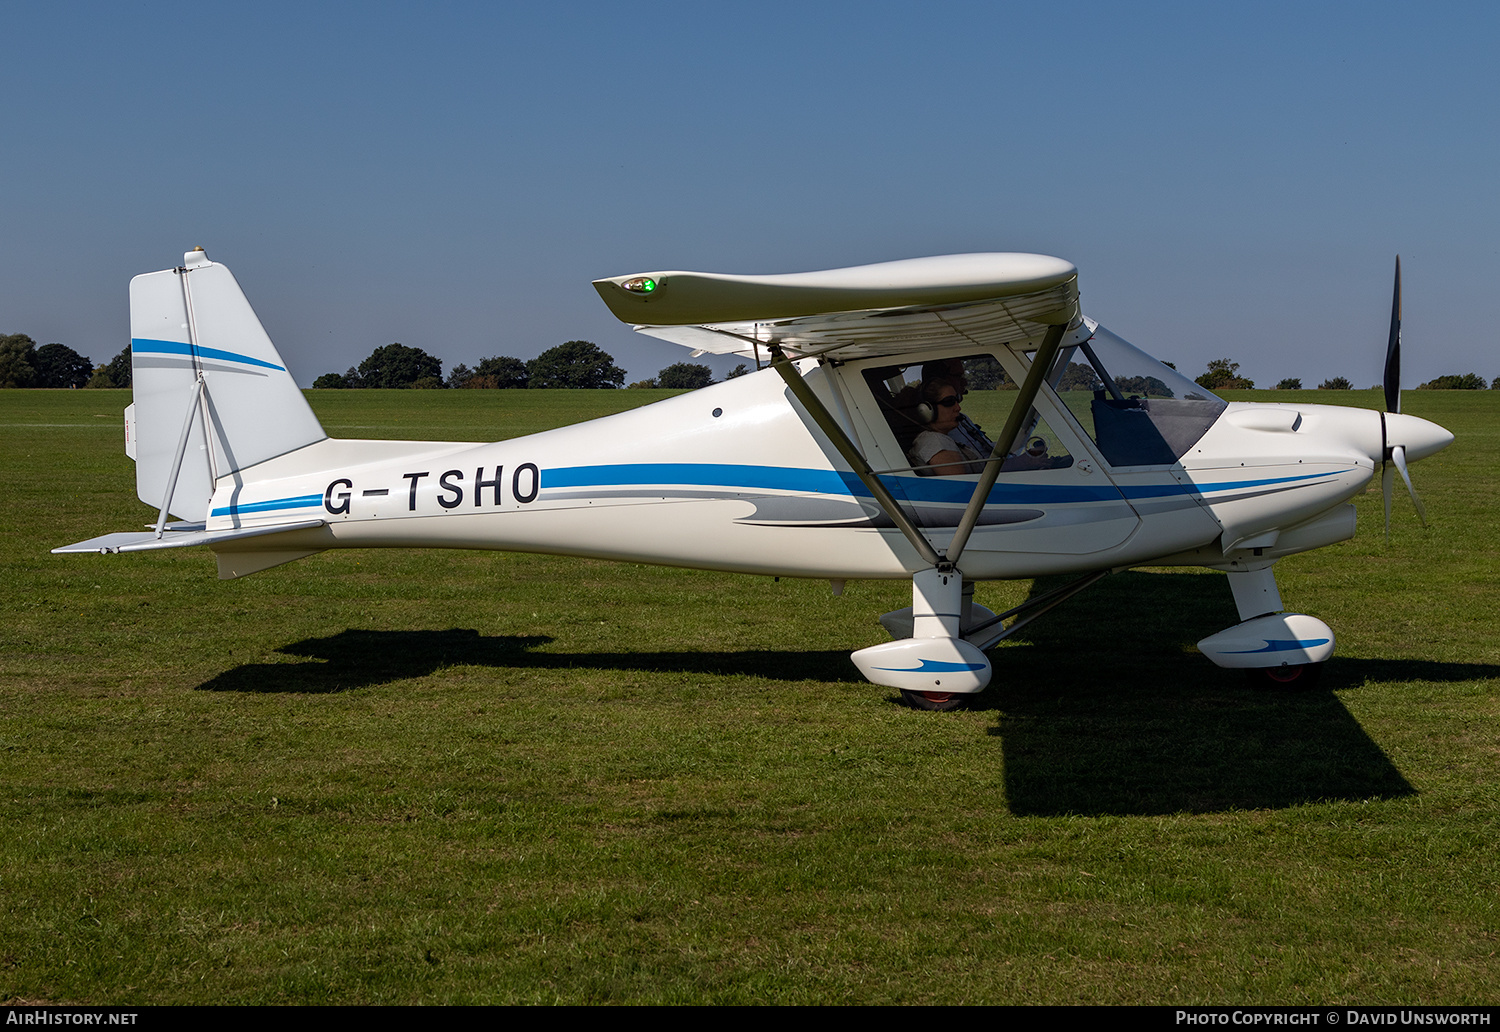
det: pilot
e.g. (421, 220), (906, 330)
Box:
(921, 357), (994, 456)
(908, 378), (986, 476)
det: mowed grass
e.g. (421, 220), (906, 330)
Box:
(2, 386), (1497, 1005)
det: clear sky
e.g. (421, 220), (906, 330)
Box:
(2, 1), (1496, 388)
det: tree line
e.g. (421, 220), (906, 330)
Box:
(0, 333), (740, 391)
(4, 332), (1497, 394)
(1194, 358), (1500, 392)
(312, 342), (747, 391)
(0, 335), (131, 388)
(314, 341), (629, 390)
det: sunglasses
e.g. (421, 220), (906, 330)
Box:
(936, 395), (961, 408)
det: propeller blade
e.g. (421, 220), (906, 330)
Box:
(1383, 255), (1402, 414)
(1382, 462), (1394, 540)
(1390, 444), (1429, 528)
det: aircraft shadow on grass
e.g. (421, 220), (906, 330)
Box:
(195, 571), (1495, 817)
(194, 628), (860, 694)
(979, 570), (1499, 816)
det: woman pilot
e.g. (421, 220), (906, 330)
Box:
(907, 377), (987, 476)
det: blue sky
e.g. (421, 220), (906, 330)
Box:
(2, 2), (1496, 388)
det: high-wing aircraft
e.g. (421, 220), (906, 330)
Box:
(56, 249), (1452, 709)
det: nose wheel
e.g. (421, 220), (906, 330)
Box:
(1245, 663), (1324, 691)
(901, 689), (967, 712)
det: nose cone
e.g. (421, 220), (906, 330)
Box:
(1386, 412), (1455, 462)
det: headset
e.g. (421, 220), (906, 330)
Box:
(911, 388), (962, 426)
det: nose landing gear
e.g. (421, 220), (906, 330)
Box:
(1199, 566), (1333, 688)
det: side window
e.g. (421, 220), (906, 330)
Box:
(859, 354), (1074, 476)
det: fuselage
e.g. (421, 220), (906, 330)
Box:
(206, 332), (1448, 583)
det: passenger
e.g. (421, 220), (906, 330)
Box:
(921, 358), (969, 393)
(908, 378), (986, 476)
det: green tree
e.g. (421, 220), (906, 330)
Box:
(1196, 359), (1254, 390)
(86, 346), (133, 388)
(0, 334), (38, 388)
(627, 378), (658, 389)
(1057, 361), (1103, 392)
(1417, 373), (1486, 390)
(474, 355), (529, 388)
(34, 343), (93, 388)
(1317, 376), (1352, 390)
(726, 363), (750, 379)
(313, 372), (352, 388)
(656, 362), (715, 390)
(527, 341), (624, 389)
(964, 355), (1013, 390)
(1275, 377), (1303, 390)
(1116, 374), (1173, 397)
(110, 348), (133, 387)
(358, 343), (442, 389)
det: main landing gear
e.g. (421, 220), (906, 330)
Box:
(854, 568), (1112, 711)
(852, 569), (993, 711)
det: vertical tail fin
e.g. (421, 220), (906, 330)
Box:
(129, 249), (326, 522)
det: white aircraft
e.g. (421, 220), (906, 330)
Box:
(56, 249), (1452, 709)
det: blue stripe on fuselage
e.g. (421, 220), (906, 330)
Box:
(540, 464), (1338, 505)
(210, 493), (322, 517)
(1156, 471), (1342, 497)
(542, 464), (1123, 504)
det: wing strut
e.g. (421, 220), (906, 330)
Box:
(944, 322), (1067, 565)
(767, 344), (942, 567)
(961, 568), (1109, 651)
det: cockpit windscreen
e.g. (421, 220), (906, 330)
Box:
(1044, 325), (1226, 467)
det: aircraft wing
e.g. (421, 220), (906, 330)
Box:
(593, 253), (1080, 360)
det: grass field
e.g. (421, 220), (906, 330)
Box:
(2, 386), (1497, 1004)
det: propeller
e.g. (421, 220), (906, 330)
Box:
(1384, 256), (1401, 415)
(1380, 255), (1429, 537)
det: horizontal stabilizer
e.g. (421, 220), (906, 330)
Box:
(53, 519), (327, 555)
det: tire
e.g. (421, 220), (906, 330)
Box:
(1245, 663), (1325, 691)
(900, 689), (967, 712)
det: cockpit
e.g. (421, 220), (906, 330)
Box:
(855, 323), (1225, 476)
